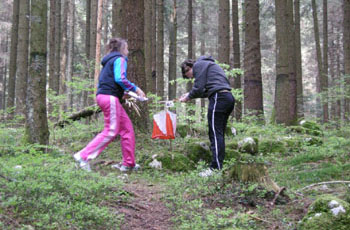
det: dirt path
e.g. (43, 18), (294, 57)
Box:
(119, 180), (173, 230)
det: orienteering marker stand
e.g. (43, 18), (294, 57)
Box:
(151, 100), (177, 150)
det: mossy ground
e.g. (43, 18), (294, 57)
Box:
(1, 118), (350, 229)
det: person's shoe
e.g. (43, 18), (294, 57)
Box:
(73, 153), (91, 172)
(111, 163), (140, 172)
(199, 168), (213, 177)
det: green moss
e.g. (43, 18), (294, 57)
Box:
(259, 139), (287, 154)
(238, 137), (259, 155)
(299, 195), (350, 230)
(184, 141), (211, 163)
(158, 152), (195, 172)
(177, 124), (191, 138)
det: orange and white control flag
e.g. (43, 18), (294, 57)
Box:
(152, 110), (176, 139)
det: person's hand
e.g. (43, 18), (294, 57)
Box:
(136, 88), (146, 98)
(122, 93), (131, 100)
(179, 93), (190, 102)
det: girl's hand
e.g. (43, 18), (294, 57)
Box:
(136, 88), (146, 98)
(179, 93), (190, 102)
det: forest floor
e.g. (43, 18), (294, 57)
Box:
(118, 179), (173, 230)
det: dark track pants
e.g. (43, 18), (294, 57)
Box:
(208, 91), (235, 170)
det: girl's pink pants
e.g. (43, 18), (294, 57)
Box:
(77, 94), (136, 167)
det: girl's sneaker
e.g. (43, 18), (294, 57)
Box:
(111, 163), (140, 172)
(73, 153), (91, 172)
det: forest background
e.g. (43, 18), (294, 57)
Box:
(0, 0), (350, 229)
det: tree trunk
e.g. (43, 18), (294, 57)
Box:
(53, 0), (61, 97)
(168, 0), (177, 101)
(123, 0), (148, 131)
(322, 0), (329, 122)
(311, 0), (323, 120)
(344, 0), (350, 121)
(218, 0), (230, 65)
(145, 0), (153, 93)
(25, 0), (49, 145)
(243, 0), (264, 119)
(112, 0), (126, 38)
(287, 0), (297, 124)
(15, 0), (30, 116)
(59, 0), (68, 114)
(94, 0), (103, 95)
(200, 2), (207, 120)
(7, 0), (19, 117)
(156, 0), (164, 99)
(83, 0), (91, 108)
(232, 0), (242, 121)
(66, 0), (75, 111)
(274, 0), (291, 125)
(294, 0), (304, 119)
(151, 0), (157, 94)
(88, 0), (98, 106)
(48, 0), (57, 116)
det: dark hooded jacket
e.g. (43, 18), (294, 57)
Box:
(188, 56), (231, 99)
(96, 51), (128, 100)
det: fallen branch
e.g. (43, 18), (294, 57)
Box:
(54, 105), (101, 128)
(270, 187), (286, 207)
(298, 181), (350, 192)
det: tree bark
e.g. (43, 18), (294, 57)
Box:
(218, 0), (230, 65)
(322, 0), (329, 122)
(94, 0), (103, 95)
(311, 0), (323, 120)
(232, 0), (242, 121)
(25, 0), (49, 145)
(112, 0), (126, 38)
(88, 0), (98, 106)
(287, 0), (297, 124)
(344, 0), (350, 121)
(66, 0), (75, 111)
(145, 0), (153, 93)
(151, 0), (157, 94)
(243, 0), (264, 119)
(123, 0), (148, 131)
(83, 0), (91, 108)
(156, 0), (164, 99)
(274, 0), (292, 125)
(7, 0), (19, 117)
(168, 0), (177, 101)
(59, 0), (68, 114)
(15, 0), (30, 116)
(294, 0), (304, 119)
(48, 0), (57, 116)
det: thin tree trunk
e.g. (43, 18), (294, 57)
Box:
(311, 0), (323, 120)
(294, 0), (304, 119)
(156, 0), (164, 99)
(232, 0), (242, 121)
(344, 0), (350, 121)
(218, 0), (230, 64)
(94, 0), (103, 95)
(243, 0), (264, 119)
(67, 0), (75, 111)
(53, 0), (61, 97)
(145, 0), (153, 93)
(25, 0), (49, 145)
(7, 0), (19, 117)
(83, 0), (91, 108)
(168, 0), (177, 100)
(15, 0), (30, 116)
(322, 0), (329, 122)
(88, 0), (98, 105)
(200, 2), (206, 119)
(151, 0), (157, 94)
(48, 0), (57, 116)
(287, 0), (297, 124)
(59, 0), (68, 114)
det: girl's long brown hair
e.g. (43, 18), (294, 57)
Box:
(106, 37), (127, 54)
